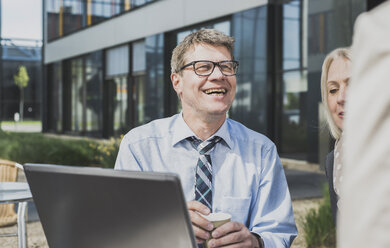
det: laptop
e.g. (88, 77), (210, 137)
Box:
(24, 163), (197, 248)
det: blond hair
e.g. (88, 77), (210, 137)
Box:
(321, 47), (351, 140)
(170, 29), (235, 74)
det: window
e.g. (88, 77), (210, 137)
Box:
(132, 40), (147, 125)
(106, 44), (130, 135)
(46, 0), (159, 41)
(85, 52), (103, 133)
(231, 7), (268, 133)
(69, 51), (103, 135)
(279, 0), (308, 159)
(71, 58), (83, 132)
(48, 62), (63, 132)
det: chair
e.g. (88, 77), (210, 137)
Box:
(0, 159), (19, 227)
(0, 159), (29, 248)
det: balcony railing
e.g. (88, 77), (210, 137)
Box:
(1, 38), (42, 62)
(46, 0), (158, 41)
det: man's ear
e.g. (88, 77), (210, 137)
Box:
(171, 73), (182, 96)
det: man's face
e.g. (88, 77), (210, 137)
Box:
(171, 43), (236, 120)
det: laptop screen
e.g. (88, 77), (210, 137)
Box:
(24, 163), (197, 248)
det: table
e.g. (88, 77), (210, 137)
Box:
(0, 182), (32, 248)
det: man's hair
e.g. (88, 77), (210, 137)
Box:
(320, 47), (351, 140)
(170, 29), (235, 74)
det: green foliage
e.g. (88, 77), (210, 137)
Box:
(0, 130), (102, 166)
(89, 135), (123, 168)
(14, 66), (30, 89)
(303, 184), (336, 248)
(284, 92), (299, 110)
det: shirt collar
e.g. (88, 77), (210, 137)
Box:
(171, 112), (233, 149)
(171, 113), (196, 147)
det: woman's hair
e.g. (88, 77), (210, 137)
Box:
(170, 29), (235, 74)
(320, 47), (351, 140)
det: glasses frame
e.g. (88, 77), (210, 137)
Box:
(179, 60), (239, 76)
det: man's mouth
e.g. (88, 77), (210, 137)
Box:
(339, 112), (344, 117)
(204, 88), (227, 96)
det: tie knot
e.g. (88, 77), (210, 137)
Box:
(187, 136), (221, 155)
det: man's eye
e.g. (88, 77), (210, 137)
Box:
(196, 64), (212, 71)
(220, 64), (233, 71)
(329, 89), (338, 94)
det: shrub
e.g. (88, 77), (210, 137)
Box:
(0, 130), (101, 166)
(303, 184), (336, 248)
(89, 135), (123, 168)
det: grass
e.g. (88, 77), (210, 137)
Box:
(0, 130), (112, 167)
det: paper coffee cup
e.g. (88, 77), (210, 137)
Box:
(201, 212), (231, 248)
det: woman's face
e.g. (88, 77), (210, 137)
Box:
(327, 57), (351, 131)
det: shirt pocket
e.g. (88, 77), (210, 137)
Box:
(220, 196), (251, 224)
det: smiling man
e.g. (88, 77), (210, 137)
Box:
(115, 29), (297, 248)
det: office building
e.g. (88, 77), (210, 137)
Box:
(42, 0), (384, 164)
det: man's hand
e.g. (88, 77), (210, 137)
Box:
(187, 201), (214, 244)
(207, 221), (261, 248)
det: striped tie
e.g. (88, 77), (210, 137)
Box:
(188, 136), (221, 210)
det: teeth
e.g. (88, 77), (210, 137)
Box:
(205, 88), (226, 94)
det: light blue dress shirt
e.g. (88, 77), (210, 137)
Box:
(115, 113), (297, 247)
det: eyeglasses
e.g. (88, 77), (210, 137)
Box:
(179, 60), (239, 76)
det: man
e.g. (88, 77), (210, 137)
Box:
(339, 2), (390, 247)
(115, 29), (297, 247)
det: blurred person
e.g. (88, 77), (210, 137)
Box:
(339, 1), (390, 247)
(320, 47), (351, 223)
(115, 29), (297, 248)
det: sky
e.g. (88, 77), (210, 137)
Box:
(1, 0), (42, 40)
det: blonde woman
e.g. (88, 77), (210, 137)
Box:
(321, 47), (351, 223)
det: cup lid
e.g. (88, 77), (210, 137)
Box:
(201, 212), (231, 221)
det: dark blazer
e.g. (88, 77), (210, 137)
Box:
(325, 150), (338, 224)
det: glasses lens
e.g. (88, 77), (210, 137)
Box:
(194, 61), (214, 76)
(219, 61), (237, 75)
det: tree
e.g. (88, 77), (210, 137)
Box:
(14, 65), (30, 121)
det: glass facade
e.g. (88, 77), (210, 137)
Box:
(283, 1), (301, 70)
(281, 71), (307, 156)
(66, 51), (103, 135)
(133, 74), (146, 125)
(85, 52), (103, 133)
(131, 40), (147, 125)
(70, 58), (83, 132)
(231, 6), (268, 134)
(46, 0), (158, 41)
(279, 0), (308, 159)
(177, 21), (231, 44)
(47, 62), (63, 132)
(112, 76), (128, 134)
(143, 34), (164, 123)
(105, 44), (129, 135)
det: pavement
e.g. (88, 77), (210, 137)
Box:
(285, 169), (327, 200)
(0, 122), (42, 132)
